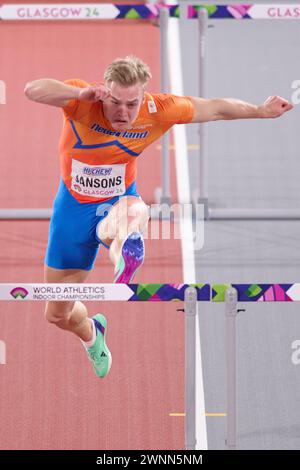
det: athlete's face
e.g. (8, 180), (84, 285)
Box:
(103, 81), (144, 131)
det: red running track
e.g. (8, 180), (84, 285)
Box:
(0, 19), (185, 449)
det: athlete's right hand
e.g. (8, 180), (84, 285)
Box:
(78, 85), (111, 103)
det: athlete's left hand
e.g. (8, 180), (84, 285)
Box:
(259, 95), (293, 118)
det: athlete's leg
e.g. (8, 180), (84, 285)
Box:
(44, 180), (112, 377)
(44, 265), (93, 341)
(44, 265), (112, 377)
(97, 195), (149, 266)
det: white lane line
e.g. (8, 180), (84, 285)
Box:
(166, 13), (208, 450)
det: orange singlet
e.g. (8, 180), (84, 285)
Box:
(60, 79), (194, 204)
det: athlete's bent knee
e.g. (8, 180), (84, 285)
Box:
(128, 206), (150, 234)
(44, 301), (73, 325)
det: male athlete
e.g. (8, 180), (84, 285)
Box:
(24, 55), (293, 378)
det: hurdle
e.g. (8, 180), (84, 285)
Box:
(1, 3), (299, 219)
(1, 281), (298, 450)
(194, 3), (300, 220)
(0, 2), (179, 220)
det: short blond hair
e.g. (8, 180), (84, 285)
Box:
(104, 55), (152, 88)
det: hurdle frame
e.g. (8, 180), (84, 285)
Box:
(154, 7), (172, 206)
(1, 0), (299, 450)
(0, 2), (173, 220)
(1, 281), (298, 449)
(0, 282), (207, 450)
(184, 286), (198, 450)
(225, 286), (238, 450)
(194, 3), (300, 220)
(1, 3), (299, 219)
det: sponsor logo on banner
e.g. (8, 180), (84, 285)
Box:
(5, 284), (134, 301)
(31, 285), (107, 301)
(71, 160), (126, 198)
(0, 4), (120, 21)
(248, 5), (300, 19)
(10, 287), (29, 299)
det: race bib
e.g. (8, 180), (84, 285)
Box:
(71, 160), (126, 198)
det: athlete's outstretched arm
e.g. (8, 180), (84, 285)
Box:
(24, 79), (110, 107)
(189, 95), (293, 123)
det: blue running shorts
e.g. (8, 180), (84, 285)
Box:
(45, 179), (140, 270)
